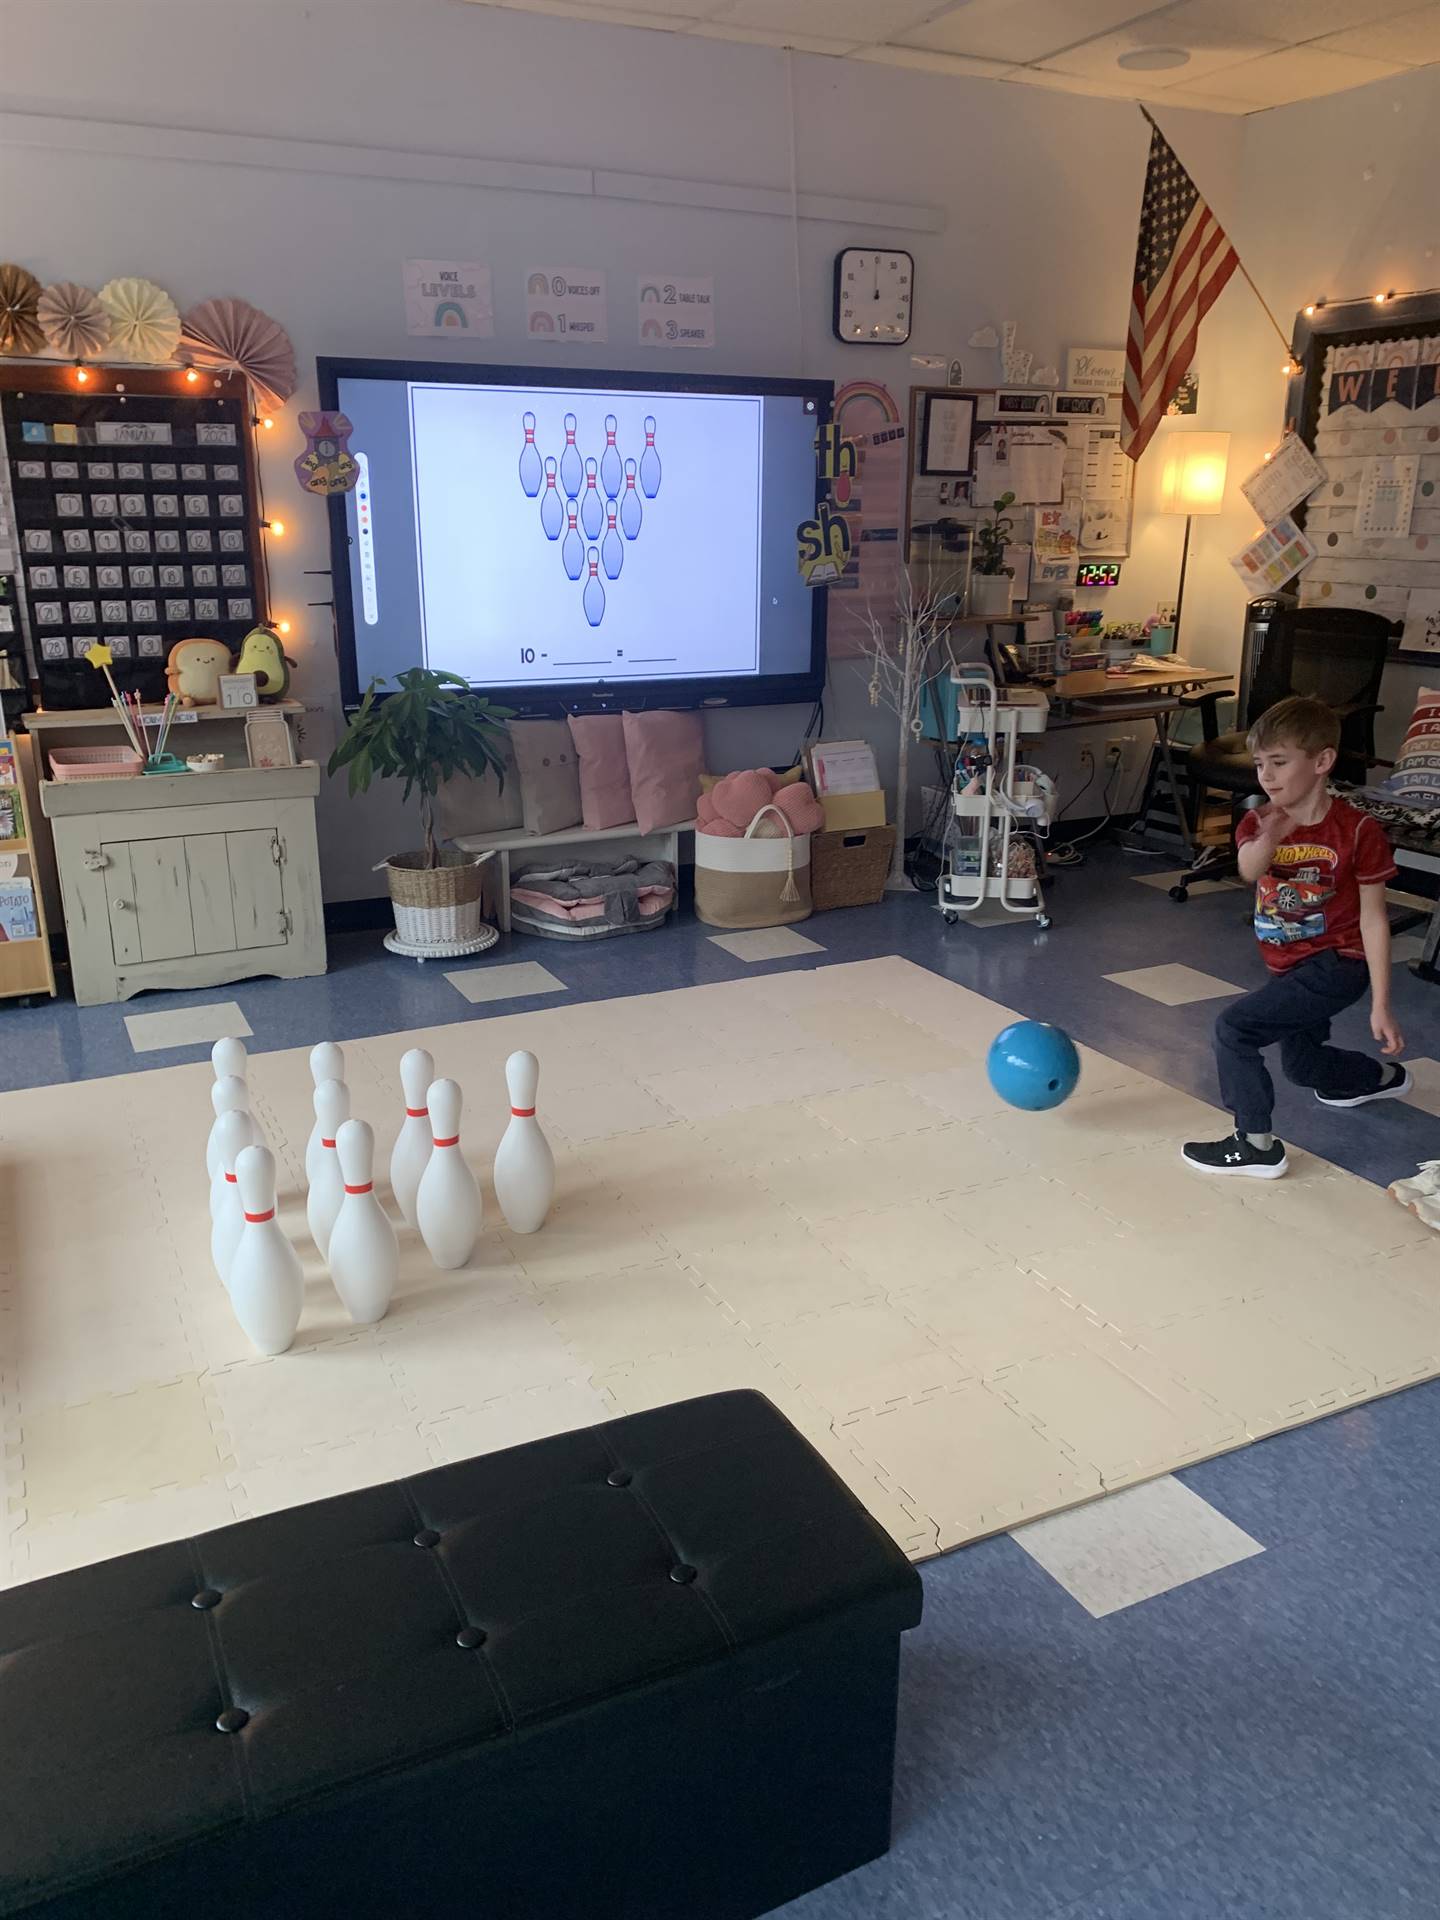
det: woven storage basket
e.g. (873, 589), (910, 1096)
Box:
(694, 804), (811, 929)
(810, 825), (896, 911)
(384, 850), (489, 947)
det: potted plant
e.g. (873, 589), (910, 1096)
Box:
(969, 491), (1016, 617)
(329, 667), (514, 957)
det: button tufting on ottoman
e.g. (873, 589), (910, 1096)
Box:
(0, 1390), (922, 1920)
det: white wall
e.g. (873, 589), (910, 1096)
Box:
(3, 0), (1250, 891)
(1187, 63), (1440, 759)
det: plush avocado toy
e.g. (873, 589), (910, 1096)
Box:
(235, 623), (296, 700)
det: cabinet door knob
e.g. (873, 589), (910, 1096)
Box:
(113, 898), (133, 911)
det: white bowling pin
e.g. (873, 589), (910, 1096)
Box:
(212, 1036), (247, 1083)
(390, 1048), (435, 1228)
(228, 1145), (304, 1356)
(305, 1042), (346, 1190)
(207, 1074), (253, 1182)
(328, 1119), (399, 1325)
(306, 1077), (350, 1259)
(416, 1079), (482, 1270)
(209, 1109), (255, 1284)
(493, 1051), (555, 1235)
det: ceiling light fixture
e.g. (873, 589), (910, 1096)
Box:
(1117, 46), (1191, 71)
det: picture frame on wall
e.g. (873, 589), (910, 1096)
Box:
(920, 392), (975, 476)
(1054, 391), (1115, 419)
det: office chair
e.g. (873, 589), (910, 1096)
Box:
(1168, 604), (1390, 902)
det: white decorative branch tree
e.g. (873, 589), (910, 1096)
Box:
(855, 567), (963, 891)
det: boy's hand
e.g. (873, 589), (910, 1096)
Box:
(1255, 803), (1293, 840)
(1372, 1006), (1404, 1056)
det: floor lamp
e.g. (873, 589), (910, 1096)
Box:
(1159, 431), (1230, 655)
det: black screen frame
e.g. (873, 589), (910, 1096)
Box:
(317, 356), (834, 713)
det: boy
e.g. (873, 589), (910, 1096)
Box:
(1182, 695), (1408, 1178)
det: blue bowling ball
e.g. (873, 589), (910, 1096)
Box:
(986, 1020), (1080, 1112)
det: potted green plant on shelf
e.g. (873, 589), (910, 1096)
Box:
(329, 667), (514, 958)
(969, 490), (1017, 617)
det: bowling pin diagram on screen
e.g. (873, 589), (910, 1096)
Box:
(409, 384), (763, 684)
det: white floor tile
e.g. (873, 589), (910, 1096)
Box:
(443, 960), (567, 1004)
(1104, 963), (1244, 1006)
(1011, 1475), (1263, 1617)
(708, 927), (823, 962)
(124, 1000), (252, 1053)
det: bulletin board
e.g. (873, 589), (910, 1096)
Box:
(0, 364), (269, 708)
(1284, 293), (1440, 659)
(902, 385), (1132, 597)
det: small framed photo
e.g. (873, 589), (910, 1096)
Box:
(219, 671), (259, 710)
(245, 710), (295, 768)
(920, 392), (976, 476)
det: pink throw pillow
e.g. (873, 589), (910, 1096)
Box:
(622, 710), (705, 834)
(567, 713), (634, 829)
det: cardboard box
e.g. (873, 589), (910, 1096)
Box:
(819, 788), (887, 832)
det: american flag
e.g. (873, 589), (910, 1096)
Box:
(1121, 120), (1238, 463)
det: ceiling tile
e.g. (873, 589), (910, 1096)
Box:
(1315, 3), (1440, 63)
(688, 20), (866, 50)
(1162, 0), (1421, 32)
(897, 0), (1163, 64)
(1166, 41), (1405, 99)
(1002, 62), (1180, 96)
(852, 44), (1023, 77)
(716, 0), (942, 37)
(1036, 4), (1284, 81)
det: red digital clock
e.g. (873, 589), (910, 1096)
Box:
(1077, 562), (1121, 588)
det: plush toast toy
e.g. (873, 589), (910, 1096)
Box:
(166, 637), (232, 708)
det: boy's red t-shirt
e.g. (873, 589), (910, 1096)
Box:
(1237, 796), (1396, 973)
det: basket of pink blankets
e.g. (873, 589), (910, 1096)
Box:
(694, 769), (826, 929)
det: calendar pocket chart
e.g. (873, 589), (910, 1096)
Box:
(1, 365), (265, 706)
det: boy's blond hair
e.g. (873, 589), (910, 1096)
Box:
(1248, 696), (1340, 757)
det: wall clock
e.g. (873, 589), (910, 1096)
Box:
(833, 248), (914, 346)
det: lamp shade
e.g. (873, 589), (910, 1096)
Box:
(1159, 432), (1230, 515)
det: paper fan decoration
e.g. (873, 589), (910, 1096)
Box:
(98, 276), (181, 363)
(37, 281), (113, 359)
(0, 264), (44, 357)
(181, 298), (296, 414)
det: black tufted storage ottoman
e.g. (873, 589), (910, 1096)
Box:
(1, 1390), (923, 1920)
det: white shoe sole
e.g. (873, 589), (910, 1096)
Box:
(1316, 1071), (1413, 1109)
(1180, 1149), (1289, 1180)
(1389, 1186), (1440, 1227)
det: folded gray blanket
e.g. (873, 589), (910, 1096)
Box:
(510, 856), (676, 929)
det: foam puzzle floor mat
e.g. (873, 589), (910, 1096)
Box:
(3, 956), (1435, 1587)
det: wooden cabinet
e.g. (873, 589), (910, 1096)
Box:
(41, 767), (326, 1005)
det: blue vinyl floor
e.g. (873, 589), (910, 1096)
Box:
(6, 843), (1440, 1915)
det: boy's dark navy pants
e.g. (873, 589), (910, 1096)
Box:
(1216, 950), (1383, 1133)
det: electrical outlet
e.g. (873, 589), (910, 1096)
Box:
(1105, 734), (1136, 765)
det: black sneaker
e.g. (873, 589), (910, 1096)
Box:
(1315, 1064), (1413, 1109)
(1181, 1132), (1289, 1179)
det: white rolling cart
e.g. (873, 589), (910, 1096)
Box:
(936, 668), (1055, 929)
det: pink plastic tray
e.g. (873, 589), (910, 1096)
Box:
(49, 746), (144, 782)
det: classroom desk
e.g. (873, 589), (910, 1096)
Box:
(1048, 662), (1233, 853)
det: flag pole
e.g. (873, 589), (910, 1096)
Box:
(1136, 103), (1297, 363)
